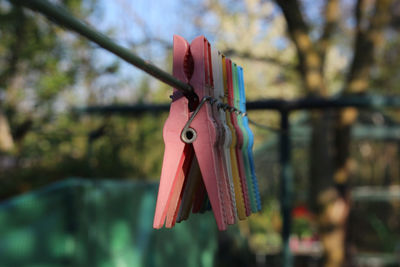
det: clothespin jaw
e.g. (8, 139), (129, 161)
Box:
(176, 155), (202, 222)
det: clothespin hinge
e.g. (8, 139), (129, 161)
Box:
(181, 96), (212, 143)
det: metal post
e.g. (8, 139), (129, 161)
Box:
(280, 110), (293, 267)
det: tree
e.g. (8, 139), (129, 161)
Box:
(0, 0), (93, 152)
(274, 0), (394, 266)
(0, 0), (117, 193)
(185, 0), (396, 265)
(0, 0), (171, 198)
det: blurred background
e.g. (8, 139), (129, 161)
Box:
(1, 0), (400, 266)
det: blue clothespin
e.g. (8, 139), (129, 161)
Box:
(238, 67), (262, 211)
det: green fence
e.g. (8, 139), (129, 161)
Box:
(0, 178), (218, 267)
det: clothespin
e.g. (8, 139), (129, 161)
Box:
(211, 48), (238, 221)
(221, 55), (247, 220)
(153, 36), (195, 229)
(207, 48), (236, 225)
(232, 63), (257, 213)
(237, 67), (262, 212)
(225, 58), (252, 217)
(202, 38), (235, 225)
(154, 35), (262, 230)
(154, 35), (229, 230)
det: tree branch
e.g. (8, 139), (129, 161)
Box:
(275, 0), (326, 95)
(0, 6), (25, 89)
(318, 0), (340, 69)
(334, 0), (393, 189)
(223, 49), (295, 69)
(346, 0), (393, 94)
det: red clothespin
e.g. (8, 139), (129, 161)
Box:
(153, 35), (230, 230)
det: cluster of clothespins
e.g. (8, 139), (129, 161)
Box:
(153, 35), (261, 231)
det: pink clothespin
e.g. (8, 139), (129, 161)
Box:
(153, 35), (230, 230)
(153, 36), (195, 229)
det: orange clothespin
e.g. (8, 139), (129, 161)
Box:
(221, 55), (247, 220)
(153, 35), (230, 230)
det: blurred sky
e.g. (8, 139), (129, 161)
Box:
(75, 0), (204, 103)
(89, 0), (195, 78)
(71, 0), (353, 104)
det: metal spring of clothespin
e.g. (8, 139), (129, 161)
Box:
(181, 96), (248, 144)
(181, 96), (211, 143)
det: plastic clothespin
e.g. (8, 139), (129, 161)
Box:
(207, 47), (236, 225)
(237, 66), (262, 212)
(186, 35), (231, 229)
(153, 36), (195, 229)
(225, 58), (252, 217)
(211, 48), (238, 221)
(232, 63), (257, 213)
(202, 38), (235, 225)
(221, 55), (247, 220)
(154, 35), (229, 230)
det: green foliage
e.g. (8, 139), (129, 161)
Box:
(0, 112), (166, 199)
(0, 0), (169, 199)
(291, 217), (313, 239)
(247, 199), (282, 254)
(38, 69), (75, 101)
